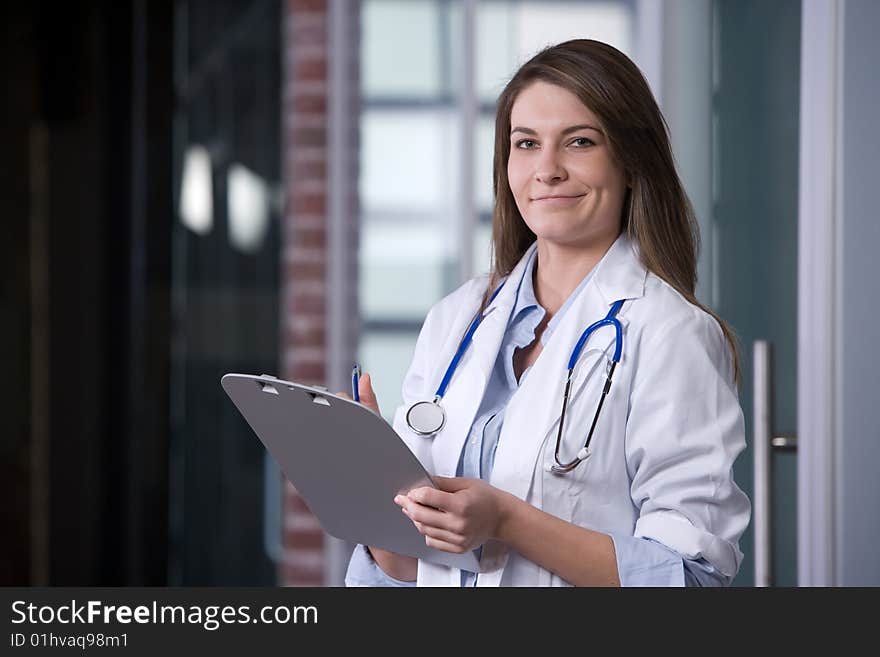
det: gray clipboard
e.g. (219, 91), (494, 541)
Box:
(221, 373), (480, 572)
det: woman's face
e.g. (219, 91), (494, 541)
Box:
(507, 81), (627, 248)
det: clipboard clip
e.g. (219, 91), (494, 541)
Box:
(307, 392), (331, 406)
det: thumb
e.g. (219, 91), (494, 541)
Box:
(432, 475), (472, 492)
(358, 372), (381, 414)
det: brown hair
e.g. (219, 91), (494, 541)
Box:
(483, 39), (740, 384)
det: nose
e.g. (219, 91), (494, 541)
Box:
(534, 148), (567, 184)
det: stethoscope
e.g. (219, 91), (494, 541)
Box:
(405, 280), (625, 475)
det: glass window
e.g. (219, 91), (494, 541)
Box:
(360, 109), (460, 213)
(475, 115), (495, 216)
(476, 1), (633, 104)
(476, 2), (518, 104)
(359, 331), (421, 419)
(360, 221), (453, 321)
(362, 0), (445, 100)
(511, 1), (632, 61)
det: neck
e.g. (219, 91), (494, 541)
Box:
(533, 234), (618, 316)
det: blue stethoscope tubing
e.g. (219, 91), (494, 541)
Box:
(549, 298), (624, 474)
(404, 277), (625, 449)
(404, 283), (505, 436)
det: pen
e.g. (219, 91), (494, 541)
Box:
(351, 363), (362, 402)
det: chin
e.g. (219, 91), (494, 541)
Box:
(530, 223), (618, 250)
(524, 218), (583, 242)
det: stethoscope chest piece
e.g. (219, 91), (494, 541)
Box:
(406, 398), (446, 436)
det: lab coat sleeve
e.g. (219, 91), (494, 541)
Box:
(624, 308), (751, 581)
(345, 544), (416, 587)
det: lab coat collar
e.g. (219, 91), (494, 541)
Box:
(592, 233), (647, 304)
(481, 233), (647, 320)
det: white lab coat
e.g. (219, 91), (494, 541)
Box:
(390, 234), (751, 586)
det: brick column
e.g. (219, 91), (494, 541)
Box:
(280, 0), (360, 586)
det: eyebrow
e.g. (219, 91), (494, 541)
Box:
(510, 124), (603, 137)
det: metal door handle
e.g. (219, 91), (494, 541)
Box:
(771, 434), (798, 450)
(753, 341), (797, 587)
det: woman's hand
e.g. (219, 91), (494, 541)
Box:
(394, 477), (512, 553)
(335, 372), (380, 416)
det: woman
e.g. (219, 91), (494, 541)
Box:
(343, 39), (750, 587)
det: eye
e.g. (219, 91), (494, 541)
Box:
(570, 137), (595, 147)
(514, 139), (538, 149)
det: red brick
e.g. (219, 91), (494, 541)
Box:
(290, 158), (327, 181)
(289, 126), (327, 147)
(290, 0), (327, 13)
(280, 573), (324, 588)
(287, 146), (327, 167)
(284, 362), (324, 382)
(283, 529), (324, 551)
(284, 244), (326, 265)
(293, 227), (326, 249)
(290, 192), (326, 214)
(289, 23), (327, 48)
(280, 564), (324, 584)
(294, 57), (327, 81)
(286, 269), (325, 288)
(289, 294), (325, 316)
(289, 281), (325, 299)
(281, 0), (358, 586)
(288, 114), (326, 130)
(285, 261), (325, 281)
(287, 326), (325, 349)
(293, 94), (327, 113)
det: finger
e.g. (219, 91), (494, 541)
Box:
(407, 486), (459, 513)
(425, 535), (467, 554)
(396, 496), (462, 534)
(432, 475), (473, 493)
(412, 521), (468, 548)
(358, 373), (381, 415)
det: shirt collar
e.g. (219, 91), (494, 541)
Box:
(509, 246), (598, 344)
(510, 247), (541, 320)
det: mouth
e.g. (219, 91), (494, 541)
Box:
(530, 193), (586, 205)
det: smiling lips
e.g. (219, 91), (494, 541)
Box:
(531, 193), (586, 206)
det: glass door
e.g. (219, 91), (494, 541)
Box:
(712, 0), (801, 586)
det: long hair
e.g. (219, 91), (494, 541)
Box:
(482, 39), (740, 384)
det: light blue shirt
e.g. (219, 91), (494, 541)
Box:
(346, 249), (726, 587)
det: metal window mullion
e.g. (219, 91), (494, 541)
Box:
(326, 0), (358, 588)
(458, 0), (477, 284)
